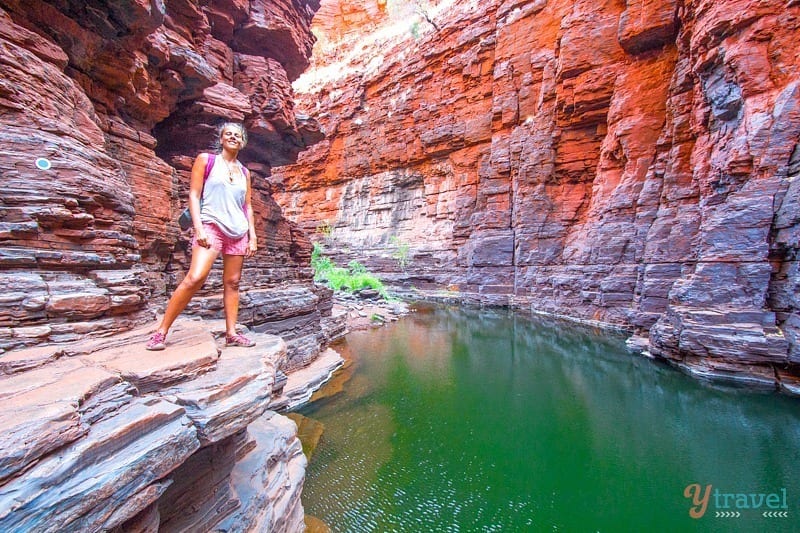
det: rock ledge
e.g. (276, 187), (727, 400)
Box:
(0, 317), (341, 532)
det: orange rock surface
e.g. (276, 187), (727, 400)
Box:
(0, 2), (342, 529)
(0, 0), (330, 371)
(273, 0), (800, 387)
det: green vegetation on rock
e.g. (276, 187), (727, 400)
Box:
(311, 243), (389, 299)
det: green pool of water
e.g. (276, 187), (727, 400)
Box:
(298, 305), (800, 532)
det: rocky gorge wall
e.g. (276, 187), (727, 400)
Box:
(0, 0), (331, 369)
(272, 0), (800, 392)
(0, 0), (345, 530)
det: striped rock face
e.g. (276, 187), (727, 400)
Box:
(273, 0), (800, 390)
(0, 2), (341, 528)
(0, 0), (327, 360)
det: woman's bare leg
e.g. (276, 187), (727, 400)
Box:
(222, 254), (245, 337)
(156, 245), (219, 335)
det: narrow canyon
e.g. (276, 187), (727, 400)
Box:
(0, 0), (799, 531)
(273, 0), (800, 393)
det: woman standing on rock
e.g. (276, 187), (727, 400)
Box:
(147, 122), (258, 350)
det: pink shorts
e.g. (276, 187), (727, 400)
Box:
(192, 222), (249, 255)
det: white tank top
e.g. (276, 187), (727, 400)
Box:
(199, 156), (249, 238)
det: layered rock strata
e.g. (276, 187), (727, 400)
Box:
(0, 0), (330, 369)
(273, 0), (800, 391)
(0, 0), (351, 529)
(0, 318), (343, 532)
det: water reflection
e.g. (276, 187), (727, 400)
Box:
(299, 305), (800, 532)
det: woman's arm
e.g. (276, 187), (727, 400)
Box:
(244, 168), (257, 257)
(189, 153), (210, 248)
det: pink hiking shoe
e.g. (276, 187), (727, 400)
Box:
(226, 333), (255, 347)
(146, 331), (167, 351)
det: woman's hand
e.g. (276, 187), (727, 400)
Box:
(196, 227), (210, 248)
(246, 236), (257, 258)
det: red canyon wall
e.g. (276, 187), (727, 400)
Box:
(0, 4), (339, 530)
(273, 0), (800, 390)
(0, 0), (332, 368)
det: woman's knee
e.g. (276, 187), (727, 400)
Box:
(223, 274), (241, 291)
(180, 272), (207, 291)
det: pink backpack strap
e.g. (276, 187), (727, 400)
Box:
(242, 165), (251, 218)
(204, 153), (215, 181)
(197, 153), (215, 203)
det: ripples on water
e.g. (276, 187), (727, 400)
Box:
(298, 305), (800, 532)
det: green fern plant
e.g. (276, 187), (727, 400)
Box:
(311, 243), (389, 298)
(389, 235), (411, 269)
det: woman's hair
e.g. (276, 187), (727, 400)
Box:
(214, 122), (248, 151)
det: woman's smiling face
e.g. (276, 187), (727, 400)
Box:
(221, 126), (243, 148)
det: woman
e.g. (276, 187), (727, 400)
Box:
(147, 122), (258, 350)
